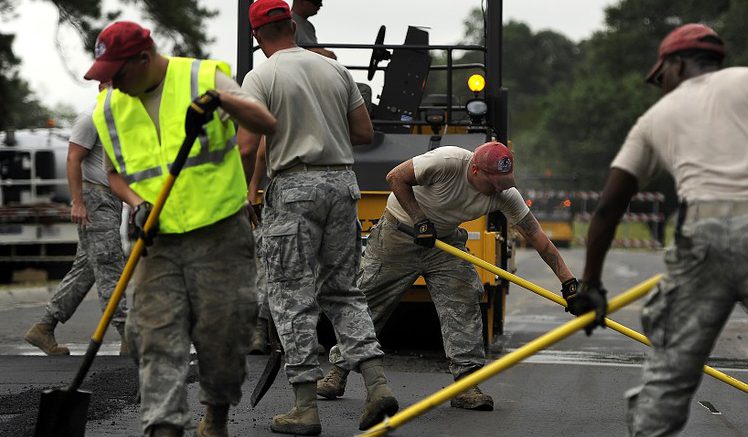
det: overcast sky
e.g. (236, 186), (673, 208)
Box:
(3, 0), (617, 116)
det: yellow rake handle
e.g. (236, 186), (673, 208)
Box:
(431, 238), (748, 394)
(359, 275), (661, 436)
(91, 173), (176, 343)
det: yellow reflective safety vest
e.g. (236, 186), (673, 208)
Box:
(93, 57), (247, 234)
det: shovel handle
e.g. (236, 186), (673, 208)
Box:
(396, 222), (415, 237)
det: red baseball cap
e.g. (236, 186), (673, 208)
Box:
(249, 0), (292, 30)
(84, 21), (154, 82)
(473, 141), (516, 186)
(645, 23), (725, 84)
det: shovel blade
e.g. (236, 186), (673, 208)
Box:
(250, 349), (282, 407)
(34, 388), (91, 437)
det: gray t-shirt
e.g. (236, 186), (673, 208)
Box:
(386, 146), (530, 236)
(69, 106), (109, 186)
(293, 12), (317, 45)
(241, 47), (364, 177)
(611, 67), (748, 202)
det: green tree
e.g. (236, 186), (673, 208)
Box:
(49, 0), (217, 56)
(424, 12), (580, 148)
(521, 0), (748, 192)
(1, 0), (218, 132)
(0, 6), (50, 130)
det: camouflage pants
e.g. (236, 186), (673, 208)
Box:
(626, 213), (748, 436)
(330, 215), (485, 377)
(253, 226), (270, 321)
(126, 212), (257, 433)
(43, 185), (127, 327)
(263, 170), (383, 384)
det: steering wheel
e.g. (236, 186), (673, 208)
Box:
(367, 25), (391, 81)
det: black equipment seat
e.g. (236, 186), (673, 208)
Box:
(371, 26), (431, 133)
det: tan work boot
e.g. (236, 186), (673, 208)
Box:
(358, 358), (399, 430)
(450, 385), (494, 411)
(24, 323), (70, 356)
(197, 404), (229, 437)
(149, 424), (183, 436)
(317, 365), (349, 399)
(271, 383), (321, 436)
(248, 318), (269, 355)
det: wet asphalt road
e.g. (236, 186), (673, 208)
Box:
(1, 248), (746, 436)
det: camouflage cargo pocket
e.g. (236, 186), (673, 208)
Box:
(641, 284), (670, 348)
(663, 236), (709, 281)
(264, 220), (305, 282)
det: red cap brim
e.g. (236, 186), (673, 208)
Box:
(84, 58), (126, 82)
(645, 57), (664, 84)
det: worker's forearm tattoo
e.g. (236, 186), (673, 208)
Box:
(517, 213), (563, 277)
(516, 213), (541, 238)
(539, 243), (562, 277)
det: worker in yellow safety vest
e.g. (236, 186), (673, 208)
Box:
(84, 20), (276, 437)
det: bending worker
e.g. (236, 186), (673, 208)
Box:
(319, 142), (579, 411)
(576, 23), (748, 436)
(84, 21), (276, 437)
(241, 0), (398, 434)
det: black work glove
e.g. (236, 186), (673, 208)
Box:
(247, 201), (262, 228)
(131, 201), (158, 254)
(566, 281), (607, 336)
(185, 90), (221, 137)
(413, 219), (437, 248)
(560, 278), (579, 313)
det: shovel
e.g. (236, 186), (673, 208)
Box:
(250, 316), (283, 407)
(33, 98), (215, 435)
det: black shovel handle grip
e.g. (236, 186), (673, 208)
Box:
(170, 131), (200, 177)
(397, 222), (416, 237)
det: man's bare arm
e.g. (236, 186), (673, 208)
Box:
(237, 127), (262, 188)
(237, 127), (264, 226)
(108, 170), (143, 208)
(515, 211), (574, 282)
(386, 159), (427, 224)
(582, 168), (638, 283)
(217, 91), (276, 136)
(248, 137), (267, 205)
(67, 143), (90, 226)
(348, 104), (373, 145)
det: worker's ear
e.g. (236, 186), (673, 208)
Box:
(674, 56), (686, 79)
(138, 50), (151, 65)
